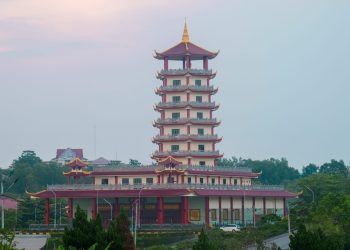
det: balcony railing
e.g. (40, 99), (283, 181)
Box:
(158, 85), (215, 92)
(154, 118), (219, 125)
(47, 183), (284, 191)
(153, 134), (219, 141)
(156, 101), (217, 109)
(92, 165), (252, 173)
(160, 69), (213, 75)
(153, 150), (221, 157)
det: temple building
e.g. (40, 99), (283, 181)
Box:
(29, 23), (297, 227)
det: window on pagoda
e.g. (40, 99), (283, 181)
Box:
(196, 96), (202, 103)
(171, 129), (180, 136)
(133, 178), (142, 185)
(223, 179), (227, 185)
(196, 112), (203, 119)
(173, 80), (181, 86)
(101, 178), (109, 185)
(198, 145), (205, 151)
(234, 209), (241, 220)
(171, 145), (179, 152)
(187, 177), (192, 184)
(234, 179), (238, 185)
(172, 96), (181, 103)
(199, 161), (206, 166)
(197, 128), (204, 135)
(172, 112), (180, 119)
(199, 177), (204, 184)
(195, 79), (201, 87)
(146, 178), (153, 184)
(211, 178), (215, 184)
(122, 178), (129, 185)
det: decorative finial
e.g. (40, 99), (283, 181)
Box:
(182, 20), (190, 43)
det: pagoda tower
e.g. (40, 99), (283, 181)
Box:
(152, 23), (223, 166)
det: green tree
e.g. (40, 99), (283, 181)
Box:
(217, 157), (300, 185)
(63, 206), (104, 250)
(0, 229), (18, 250)
(9, 151), (67, 195)
(302, 164), (318, 177)
(289, 224), (342, 250)
(115, 209), (134, 250)
(17, 196), (45, 228)
(128, 159), (141, 167)
(319, 159), (349, 177)
(193, 228), (216, 250)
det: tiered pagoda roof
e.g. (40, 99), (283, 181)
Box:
(154, 23), (219, 61)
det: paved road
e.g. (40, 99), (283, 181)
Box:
(14, 234), (49, 250)
(247, 233), (290, 250)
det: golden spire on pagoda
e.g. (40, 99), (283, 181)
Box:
(182, 21), (190, 43)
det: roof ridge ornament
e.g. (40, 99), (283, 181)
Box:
(182, 21), (190, 43)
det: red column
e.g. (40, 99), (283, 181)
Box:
(187, 93), (190, 102)
(114, 198), (119, 218)
(164, 57), (168, 70)
(263, 197), (266, 215)
(187, 125), (190, 133)
(283, 197), (287, 218)
(157, 197), (164, 224)
(186, 76), (189, 85)
(230, 197), (233, 223)
(208, 94), (211, 102)
(91, 198), (97, 219)
(210, 110), (212, 119)
(181, 175), (184, 184)
(188, 158), (191, 165)
(164, 78), (167, 87)
(211, 127), (214, 135)
(241, 197), (245, 225)
(182, 197), (188, 224)
(205, 197), (209, 226)
(195, 176), (198, 185)
(157, 175), (160, 184)
(45, 198), (50, 225)
(253, 197), (256, 225)
(218, 197), (222, 225)
(68, 198), (73, 224)
(203, 56), (208, 70)
(115, 176), (118, 185)
(187, 142), (190, 150)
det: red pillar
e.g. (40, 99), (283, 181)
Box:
(203, 56), (208, 70)
(205, 197), (209, 225)
(91, 198), (97, 219)
(157, 197), (164, 224)
(218, 197), (222, 225)
(230, 197), (233, 224)
(45, 198), (50, 225)
(241, 197), (245, 225)
(164, 57), (168, 70)
(68, 198), (73, 224)
(253, 197), (256, 225)
(182, 197), (188, 224)
(114, 198), (119, 218)
(283, 197), (287, 217)
(263, 197), (266, 215)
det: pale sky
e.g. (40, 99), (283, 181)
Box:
(0, 0), (349, 169)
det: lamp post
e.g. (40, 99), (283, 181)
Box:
(103, 199), (113, 221)
(303, 185), (314, 203)
(137, 187), (145, 229)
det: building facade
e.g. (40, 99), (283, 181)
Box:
(29, 24), (297, 227)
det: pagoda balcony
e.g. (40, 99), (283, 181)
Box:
(153, 118), (220, 127)
(155, 101), (219, 110)
(156, 85), (217, 95)
(160, 68), (213, 76)
(153, 134), (221, 142)
(152, 150), (222, 158)
(47, 183), (284, 192)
